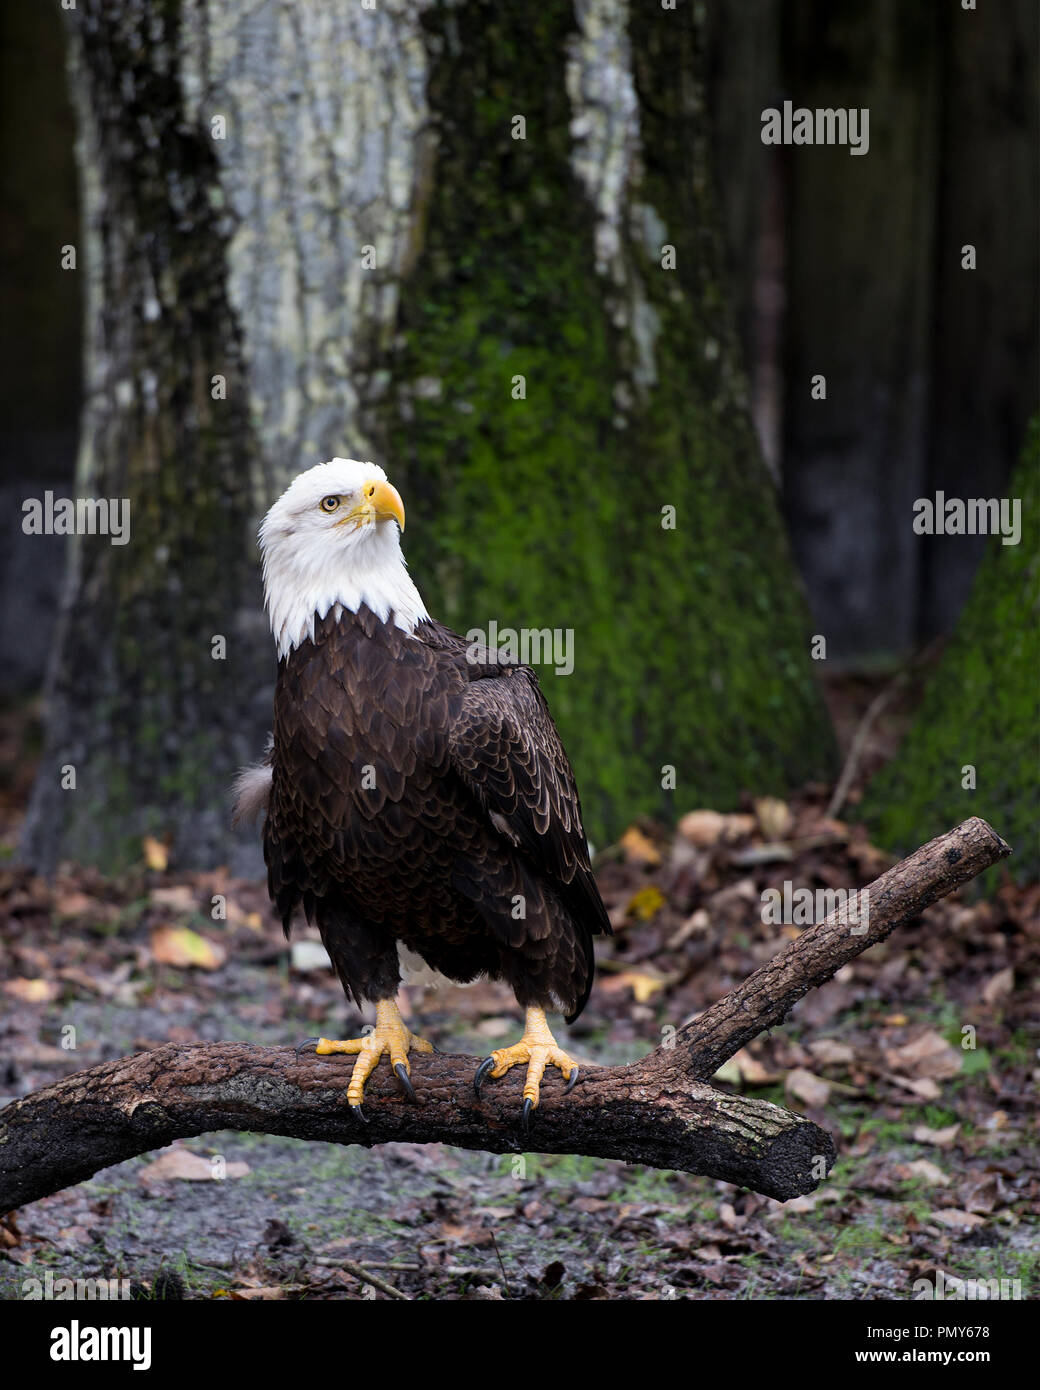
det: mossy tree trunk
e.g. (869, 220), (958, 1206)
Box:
(25, 0), (836, 872)
(373, 0), (837, 839)
(863, 422), (1039, 884)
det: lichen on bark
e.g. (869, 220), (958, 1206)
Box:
(178, 0), (435, 477)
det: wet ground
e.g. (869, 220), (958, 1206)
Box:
(2, 783), (1036, 1301)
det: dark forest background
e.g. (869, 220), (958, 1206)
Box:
(0, 0), (1036, 876)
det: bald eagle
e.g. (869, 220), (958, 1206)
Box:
(239, 458), (611, 1126)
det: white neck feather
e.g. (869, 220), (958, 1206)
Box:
(262, 522), (429, 660)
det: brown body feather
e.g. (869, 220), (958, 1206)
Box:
(264, 606), (611, 1020)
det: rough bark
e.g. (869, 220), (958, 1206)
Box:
(0, 818), (1008, 1213)
(0, 1043), (834, 1210)
(21, 0), (272, 873)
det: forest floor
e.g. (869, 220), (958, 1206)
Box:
(0, 675), (1037, 1301)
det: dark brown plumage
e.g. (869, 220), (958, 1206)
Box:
(264, 604), (611, 1021)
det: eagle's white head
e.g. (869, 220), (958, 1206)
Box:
(259, 457), (429, 658)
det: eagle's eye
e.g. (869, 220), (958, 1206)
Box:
(320, 495), (340, 513)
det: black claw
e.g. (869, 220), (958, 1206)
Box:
(351, 1103), (369, 1125)
(394, 1062), (417, 1103)
(564, 1066), (579, 1095)
(295, 1037), (321, 1056)
(521, 1097), (534, 1134)
(474, 1055), (496, 1098)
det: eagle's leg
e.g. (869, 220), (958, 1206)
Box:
(296, 997), (434, 1120)
(473, 1006), (579, 1131)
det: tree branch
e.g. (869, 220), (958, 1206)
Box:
(673, 814), (1010, 1080)
(0, 819), (1009, 1211)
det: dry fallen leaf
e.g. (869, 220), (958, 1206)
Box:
(896, 1159), (950, 1187)
(775, 1193), (819, 1214)
(677, 809), (727, 847)
(573, 1198), (614, 1215)
(889, 1074), (942, 1101)
(619, 826), (662, 867)
(3, 977), (59, 1004)
(720, 1048), (780, 1086)
(474, 1016), (514, 1038)
(598, 968), (668, 1004)
(142, 836), (169, 871)
(625, 886), (666, 922)
(932, 1208), (986, 1232)
(717, 1202), (745, 1230)
(722, 813), (758, 840)
(151, 926), (226, 971)
(850, 1127), (877, 1156)
(730, 843), (793, 867)
(754, 797), (793, 840)
(913, 1123), (960, 1148)
(712, 1057), (743, 1087)
(439, 1221), (494, 1247)
(53, 890), (101, 920)
(785, 1068), (831, 1108)
(960, 1175), (1001, 1214)
(150, 885), (198, 913)
(982, 967), (1014, 1005)
(807, 1039), (855, 1066)
(0, 1214), (21, 1250)
(290, 939), (333, 973)
(138, 1148), (249, 1183)
(667, 908), (710, 950)
(884, 1030), (962, 1081)
(222, 899), (264, 932)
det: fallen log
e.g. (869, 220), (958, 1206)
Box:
(0, 818), (1010, 1209)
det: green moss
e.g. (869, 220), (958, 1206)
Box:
(863, 419), (1039, 883)
(374, 0), (836, 844)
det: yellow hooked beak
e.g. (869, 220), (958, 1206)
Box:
(345, 479), (405, 533)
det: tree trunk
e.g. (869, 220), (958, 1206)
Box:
(22, 0), (272, 874)
(25, 0), (836, 873)
(778, 0), (1037, 661)
(863, 424), (1038, 884)
(920, 0), (1040, 638)
(780, 0), (943, 661)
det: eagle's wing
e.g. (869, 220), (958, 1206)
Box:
(445, 660), (611, 941)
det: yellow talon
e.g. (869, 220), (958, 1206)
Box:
(479, 1007), (579, 1112)
(308, 998), (434, 1107)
